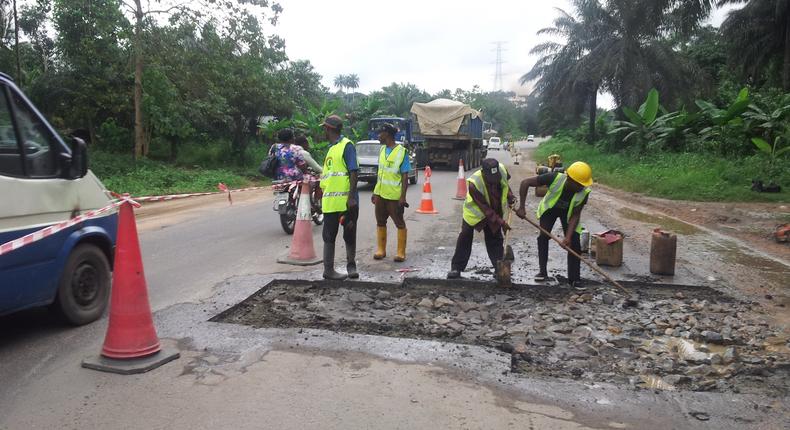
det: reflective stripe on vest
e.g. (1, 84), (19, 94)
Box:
(462, 163), (509, 226)
(536, 173), (591, 233)
(321, 137), (353, 213)
(373, 144), (406, 200)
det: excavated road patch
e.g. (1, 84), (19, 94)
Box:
(212, 278), (790, 396)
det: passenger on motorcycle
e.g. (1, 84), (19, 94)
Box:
(270, 128), (308, 182)
(295, 134), (323, 211)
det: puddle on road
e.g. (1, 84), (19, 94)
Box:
(618, 208), (701, 235)
(712, 241), (789, 288)
(212, 278), (790, 396)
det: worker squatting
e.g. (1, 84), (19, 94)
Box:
(316, 115), (593, 286)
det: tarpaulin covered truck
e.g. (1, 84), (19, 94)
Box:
(410, 99), (485, 169)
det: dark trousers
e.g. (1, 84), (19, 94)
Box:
(375, 197), (406, 229)
(322, 205), (358, 246)
(537, 209), (581, 282)
(451, 221), (504, 272)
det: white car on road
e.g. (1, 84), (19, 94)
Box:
(488, 137), (502, 150)
(527, 135), (535, 142)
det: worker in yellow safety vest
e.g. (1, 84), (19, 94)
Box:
(447, 158), (516, 279)
(371, 122), (410, 262)
(515, 161), (592, 288)
(319, 115), (359, 280)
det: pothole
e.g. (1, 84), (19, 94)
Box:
(212, 278), (790, 396)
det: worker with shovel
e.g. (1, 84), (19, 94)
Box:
(515, 161), (592, 288)
(447, 158), (516, 279)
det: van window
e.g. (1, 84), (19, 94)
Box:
(10, 90), (58, 177)
(0, 86), (23, 177)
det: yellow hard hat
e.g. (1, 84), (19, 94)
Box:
(566, 161), (593, 187)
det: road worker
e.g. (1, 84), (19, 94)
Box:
(371, 122), (410, 262)
(515, 161), (592, 288)
(319, 115), (359, 280)
(447, 158), (515, 279)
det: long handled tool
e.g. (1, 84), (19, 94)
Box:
(520, 214), (638, 306)
(495, 210), (515, 287)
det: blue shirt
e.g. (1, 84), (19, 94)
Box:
(384, 145), (411, 173)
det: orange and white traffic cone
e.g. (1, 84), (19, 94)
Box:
(416, 166), (439, 214)
(452, 159), (466, 200)
(278, 181), (323, 266)
(82, 201), (180, 374)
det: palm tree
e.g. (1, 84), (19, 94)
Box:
(719, 0), (790, 90)
(346, 73), (360, 93)
(376, 83), (430, 118)
(333, 74), (346, 93)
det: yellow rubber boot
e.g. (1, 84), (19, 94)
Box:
(394, 228), (407, 262)
(374, 226), (387, 260)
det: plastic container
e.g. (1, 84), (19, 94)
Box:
(595, 231), (623, 267)
(580, 228), (590, 253)
(650, 229), (677, 275)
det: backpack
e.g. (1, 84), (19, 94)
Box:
(258, 145), (280, 178)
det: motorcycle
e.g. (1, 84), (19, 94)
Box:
(272, 174), (323, 234)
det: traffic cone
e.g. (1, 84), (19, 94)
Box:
(82, 201), (179, 374)
(416, 166), (439, 214)
(453, 159), (467, 200)
(278, 181), (322, 266)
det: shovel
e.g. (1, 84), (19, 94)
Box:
(495, 210), (515, 287)
(519, 213), (639, 307)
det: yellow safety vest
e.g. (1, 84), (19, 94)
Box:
(462, 163), (509, 226)
(373, 144), (406, 200)
(536, 173), (590, 233)
(321, 137), (354, 213)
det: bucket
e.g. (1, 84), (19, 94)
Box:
(595, 230), (623, 267)
(650, 229), (677, 275)
(536, 165), (551, 175)
(580, 228), (590, 253)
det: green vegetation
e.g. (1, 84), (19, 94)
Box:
(90, 151), (263, 197)
(535, 136), (790, 202)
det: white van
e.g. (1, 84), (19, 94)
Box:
(488, 137), (502, 150)
(0, 73), (117, 325)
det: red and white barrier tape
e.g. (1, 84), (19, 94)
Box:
(0, 197), (140, 257)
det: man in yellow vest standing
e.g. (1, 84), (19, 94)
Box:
(371, 123), (410, 262)
(515, 162), (593, 288)
(319, 115), (360, 280)
(447, 158), (515, 279)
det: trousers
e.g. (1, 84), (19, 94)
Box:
(374, 197), (406, 229)
(537, 208), (581, 282)
(322, 205), (358, 246)
(450, 221), (504, 272)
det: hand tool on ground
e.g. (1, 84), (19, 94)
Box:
(495, 209), (515, 287)
(519, 213), (638, 306)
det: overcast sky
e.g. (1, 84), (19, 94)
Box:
(274, 0), (735, 97)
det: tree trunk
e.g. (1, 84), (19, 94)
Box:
(13, 0), (20, 83)
(784, 7), (790, 91)
(588, 87), (598, 144)
(133, 0), (145, 159)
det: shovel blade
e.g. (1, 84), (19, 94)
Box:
(495, 260), (512, 288)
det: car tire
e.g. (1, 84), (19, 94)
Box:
(53, 243), (111, 326)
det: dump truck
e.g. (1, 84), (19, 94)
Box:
(410, 99), (485, 169)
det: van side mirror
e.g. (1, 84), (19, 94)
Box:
(65, 137), (88, 179)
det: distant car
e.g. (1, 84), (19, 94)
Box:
(527, 135), (535, 142)
(356, 140), (417, 185)
(488, 137), (502, 150)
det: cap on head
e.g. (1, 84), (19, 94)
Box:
(321, 115), (343, 131)
(481, 158), (501, 183)
(377, 122), (399, 138)
(566, 161), (593, 187)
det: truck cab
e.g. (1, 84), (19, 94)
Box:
(0, 73), (117, 325)
(368, 117), (413, 145)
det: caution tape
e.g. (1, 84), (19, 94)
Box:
(0, 196), (140, 257)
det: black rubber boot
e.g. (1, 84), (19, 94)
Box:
(447, 269), (461, 279)
(323, 243), (347, 281)
(346, 243), (359, 279)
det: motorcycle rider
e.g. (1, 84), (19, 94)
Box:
(270, 128), (308, 182)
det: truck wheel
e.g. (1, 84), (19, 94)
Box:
(54, 244), (111, 326)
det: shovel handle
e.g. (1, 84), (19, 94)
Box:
(520, 214), (631, 296)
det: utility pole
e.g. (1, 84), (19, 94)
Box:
(492, 41), (506, 92)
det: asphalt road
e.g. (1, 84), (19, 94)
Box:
(0, 146), (517, 411)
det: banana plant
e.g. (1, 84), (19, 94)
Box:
(697, 88), (750, 143)
(751, 136), (790, 167)
(610, 88), (674, 148)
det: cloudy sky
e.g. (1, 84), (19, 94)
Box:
(274, 1), (735, 97)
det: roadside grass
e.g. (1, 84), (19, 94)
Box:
(90, 150), (266, 197)
(534, 137), (790, 202)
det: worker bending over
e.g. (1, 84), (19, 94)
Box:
(371, 123), (410, 262)
(447, 158), (515, 279)
(515, 161), (592, 288)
